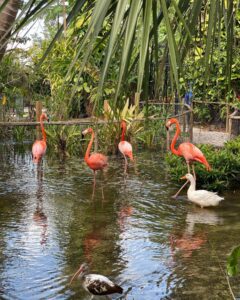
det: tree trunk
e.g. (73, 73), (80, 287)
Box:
(0, 0), (20, 61)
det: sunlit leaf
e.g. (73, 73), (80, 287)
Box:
(227, 245), (240, 277)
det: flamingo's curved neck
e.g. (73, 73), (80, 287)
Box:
(85, 131), (94, 162)
(40, 117), (46, 142)
(121, 125), (126, 141)
(171, 121), (181, 156)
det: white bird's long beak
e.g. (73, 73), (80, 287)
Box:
(69, 266), (83, 285)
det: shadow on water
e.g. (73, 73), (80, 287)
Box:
(0, 144), (240, 299)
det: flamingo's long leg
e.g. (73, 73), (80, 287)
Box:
(92, 174), (96, 200)
(192, 164), (196, 180)
(101, 186), (105, 200)
(124, 155), (128, 174)
(91, 185), (96, 200)
(93, 170), (96, 188)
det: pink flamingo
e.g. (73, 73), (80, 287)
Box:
(82, 128), (108, 186)
(118, 120), (134, 173)
(166, 118), (211, 198)
(32, 113), (49, 163)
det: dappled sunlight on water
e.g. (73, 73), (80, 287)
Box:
(0, 145), (240, 299)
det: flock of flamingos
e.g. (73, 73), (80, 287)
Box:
(31, 112), (224, 299)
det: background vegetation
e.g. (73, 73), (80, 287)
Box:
(0, 0), (239, 120)
(0, 0), (239, 190)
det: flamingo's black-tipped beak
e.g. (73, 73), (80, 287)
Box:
(180, 176), (187, 180)
(165, 126), (169, 131)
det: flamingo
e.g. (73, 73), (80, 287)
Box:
(82, 128), (108, 186)
(70, 263), (123, 299)
(32, 113), (49, 163)
(166, 118), (211, 198)
(118, 120), (134, 173)
(181, 173), (224, 208)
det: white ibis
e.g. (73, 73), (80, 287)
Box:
(181, 173), (224, 208)
(70, 263), (123, 299)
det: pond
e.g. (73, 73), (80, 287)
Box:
(0, 144), (240, 300)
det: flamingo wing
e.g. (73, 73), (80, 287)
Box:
(32, 140), (47, 160)
(178, 142), (210, 169)
(87, 153), (108, 170)
(118, 141), (133, 160)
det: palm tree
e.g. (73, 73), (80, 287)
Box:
(0, 0), (20, 61)
(1, 0), (238, 108)
(41, 0), (235, 105)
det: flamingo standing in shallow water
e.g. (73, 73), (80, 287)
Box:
(166, 118), (211, 198)
(70, 263), (123, 299)
(32, 113), (49, 163)
(82, 128), (108, 186)
(118, 120), (134, 173)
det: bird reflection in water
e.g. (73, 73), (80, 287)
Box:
(170, 208), (223, 258)
(170, 232), (207, 258)
(33, 164), (48, 245)
(117, 205), (133, 232)
(83, 229), (103, 265)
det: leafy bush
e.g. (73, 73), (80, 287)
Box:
(165, 137), (240, 190)
(12, 127), (35, 143)
(45, 125), (83, 157)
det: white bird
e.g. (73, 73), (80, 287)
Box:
(181, 173), (224, 208)
(69, 263), (123, 299)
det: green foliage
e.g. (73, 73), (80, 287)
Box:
(181, 2), (240, 113)
(136, 105), (169, 149)
(30, 13), (121, 119)
(227, 245), (240, 277)
(193, 104), (212, 123)
(12, 127), (35, 143)
(165, 136), (240, 190)
(45, 125), (83, 156)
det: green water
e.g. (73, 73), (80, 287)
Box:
(0, 144), (239, 300)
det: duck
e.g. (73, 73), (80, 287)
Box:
(69, 263), (123, 299)
(181, 173), (224, 208)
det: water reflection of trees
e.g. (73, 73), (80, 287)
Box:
(0, 145), (42, 298)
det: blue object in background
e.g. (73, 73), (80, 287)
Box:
(184, 82), (193, 105)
